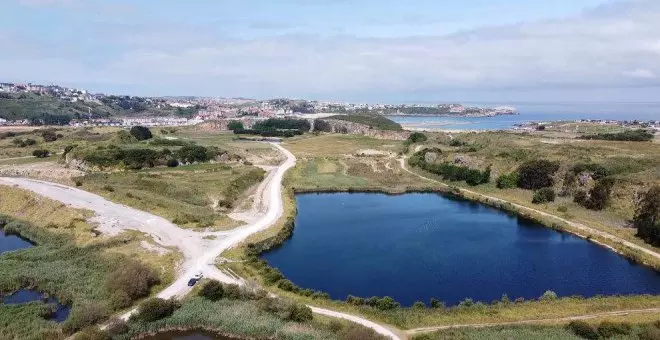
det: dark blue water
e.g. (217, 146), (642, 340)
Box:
(143, 330), (237, 340)
(390, 102), (660, 130)
(2, 289), (71, 322)
(0, 229), (34, 254)
(262, 193), (660, 306)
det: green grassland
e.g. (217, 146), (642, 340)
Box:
(75, 164), (264, 230)
(0, 186), (176, 340)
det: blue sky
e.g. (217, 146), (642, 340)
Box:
(2, 0), (659, 102)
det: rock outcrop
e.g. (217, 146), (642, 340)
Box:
(314, 119), (411, 140)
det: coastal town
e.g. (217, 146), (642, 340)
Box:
(1, 81), (659, 132)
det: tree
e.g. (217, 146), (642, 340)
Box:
(532, 187), (555, 204)
(517, 160), (560, 190)
(635, 186), (660, 245)
(199, 280), (224, 301)
(227, 120), (244, 131)
(129, 126), (153, 141)
(583, 178), (615, 210)
(429, 298), (445, 309)
(177, 145), (211, 163)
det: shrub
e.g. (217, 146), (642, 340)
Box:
(32, 149), (50, 158)
(105, 318), (129, 337)
(338, 324), (389, 340)
(375, 296), (400, 310)
(517, 159), (560, 190)
(106, 260), (160, 309)
(539, 290), (558, 301)
(532, 187), (555, 204)
(496, 173), (518, 189)
(227, 120), (244, 131)
(597, 321), (632, 338)
(198, 280), (224, 301)
(177, 145), (212, 163)
(412, 301), (426, 309)
(567, 320), (599, 340)
(129, 126), (153, 141)
(639, 326), (660, 340)
(62, 301), (109, 335)
(634, 185), (660, 246)
(166, 159), (179, 167)
(132, 298), (181, 323)
(347, 295), (365, 305)
(42, 130), (58, 142)
(407, 132), (428, 144)
(580, 129), (654, 142)
(73, 327), (110, 340)
(429, 298), (445, 309)
(574, 190), (588, 205)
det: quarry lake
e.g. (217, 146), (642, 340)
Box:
(261, 193), (660, 306)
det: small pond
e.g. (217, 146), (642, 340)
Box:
(262, 193), (660, 306)
(0, 228), (34, 254)
(1, 289), (71, 322)
(141, 330), (243, 340)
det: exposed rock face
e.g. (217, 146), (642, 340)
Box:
(315, 119), (411, 140)
(425, 152), (439, 163)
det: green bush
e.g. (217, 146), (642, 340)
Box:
(635, 185), (660, 246)
(228, 121), (244, 131)
(177, 145), (213, 163)
(517, 159), (560, 190)
(566, 320), (599, 340)
(32, 149), (50, 158)
(131, 298), (181, 323)
(41, 130), (58, 142)
(62, 301), (109, 335)
(496, 173), (518, 189)
(596, 321), (632, 338)
(412, 301), (426, 309)
(73, 327), (110, 340)
(129, 126), (153, 141)
(199, 280), (224, 301)
(580, 129), (654, 142)
(640, 325), (660, 340)
(579, 178), (615, 211)
(429, 298), (445, 309)
(532, 187), (556, 204)
(539, 290), (558, 301)
(338, 324), (389, 340)
(105, 260), (160, 309)
(407, 132), (428, 144)
(106, 318), (129, 337)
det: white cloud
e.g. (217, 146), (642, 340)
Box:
(4, 0), (660, 99)
(623, 68), (656, 79)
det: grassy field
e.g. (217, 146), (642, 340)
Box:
(412, 322), (660, 340)
(74, 163), (264, 230)
(0, 186), (175, 339)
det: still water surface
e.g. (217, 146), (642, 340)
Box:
(262, 193), (660, 306)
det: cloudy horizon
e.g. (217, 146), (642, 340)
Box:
(2, 0), (660, 103)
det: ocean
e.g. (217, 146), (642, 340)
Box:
(388, 102), (660, 131)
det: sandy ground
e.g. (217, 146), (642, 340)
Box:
(0, 143), (400, 339)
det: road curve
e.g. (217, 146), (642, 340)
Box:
(0, 143), (401, 340)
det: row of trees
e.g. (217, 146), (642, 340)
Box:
(580, 129), (654, 142)
(80, 143), (220, 170)
(408, 148), (491, 186)
(231, 118), (311, 137)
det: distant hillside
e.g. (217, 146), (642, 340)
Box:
(329, 114), (402, 131)
(0, 93), (200, 122)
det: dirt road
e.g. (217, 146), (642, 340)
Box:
(0, 143), (401, 340)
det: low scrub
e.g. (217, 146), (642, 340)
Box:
(580, 129), (654, 142)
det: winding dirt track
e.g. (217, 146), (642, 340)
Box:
(0, 143), (401, 340)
